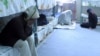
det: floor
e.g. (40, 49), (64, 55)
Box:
(37, 24), (100, 56)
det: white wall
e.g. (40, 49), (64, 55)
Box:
(0, 0), (36, 17)
(37, 0), (56, 9)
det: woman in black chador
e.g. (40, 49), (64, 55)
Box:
(80, 8), (98, 29)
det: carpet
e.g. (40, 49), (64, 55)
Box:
(54, 21), (76, 30)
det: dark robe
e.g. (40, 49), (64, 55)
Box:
(81, 12), (98, 29)
(0, 16), (32, 47)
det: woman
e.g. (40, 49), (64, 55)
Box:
(80, 8), (98, 29)
(0, 12), (37, 56)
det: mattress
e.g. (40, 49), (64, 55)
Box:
(0, 46), (20, 56)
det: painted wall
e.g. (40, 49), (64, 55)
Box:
(37, 0), (56, 10)
(0, 0), (36, 17)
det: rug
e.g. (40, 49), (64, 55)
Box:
(54, 21), (76, 30)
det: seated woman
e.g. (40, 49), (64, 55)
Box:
(37, 14), (48, 26)
(80, 8), (98, 29)
(0, 12), (37, 56)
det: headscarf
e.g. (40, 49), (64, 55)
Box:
(87, 8), (92, 13)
